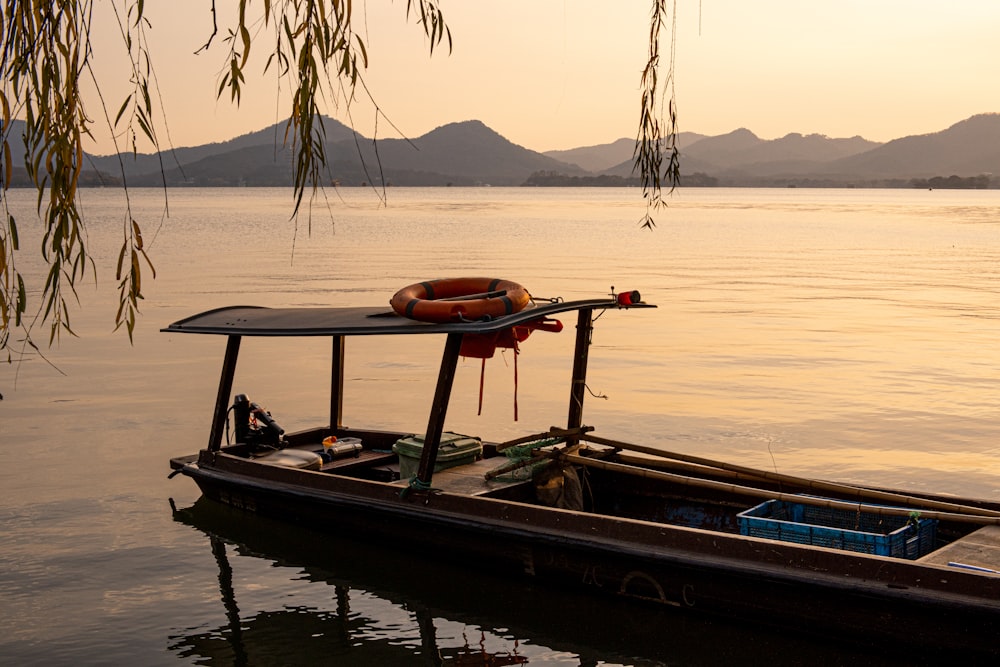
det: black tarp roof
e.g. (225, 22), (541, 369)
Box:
(162, 298), (653, 337)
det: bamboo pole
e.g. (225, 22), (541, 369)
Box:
(485, 435), (591, 481)
(615, 451), (804, 486)
(494, 426), (592, 452)
(565, 453), (1000, 526)
(580, 433), (1000, 520)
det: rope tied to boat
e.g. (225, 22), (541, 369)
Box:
(399, 476), (440, 500)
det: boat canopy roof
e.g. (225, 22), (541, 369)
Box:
(162, 298), (654, 337)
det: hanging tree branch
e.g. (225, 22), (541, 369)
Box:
(220, 0), (451, 219)
(2, 1), (101, 354)
(635, 0), (680, 229)
(0, 0), (451, 362)
(1, 0), (674, 366)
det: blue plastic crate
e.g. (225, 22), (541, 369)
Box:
(737, 500), (937, 559)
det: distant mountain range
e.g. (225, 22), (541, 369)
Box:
(5, 113), (1000, 188)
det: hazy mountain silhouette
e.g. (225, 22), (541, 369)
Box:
(86, 119), (358, 181)
(326, 120), (589, 186)
(6, 113), (1000, 188)
(87, 117), (586, 187)
(599, 114), (1000, 186)
(683, 128), (765, 163)
(588, 128), (880, 184)
(2, 118), (112, 185)
(688, 130), (878, 169)
(673, 129), (882, 183)
(825, 114), (1000, 178)
(543, 133), (707, 173)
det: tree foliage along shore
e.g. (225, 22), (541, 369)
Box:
(0, 0), (677, 360)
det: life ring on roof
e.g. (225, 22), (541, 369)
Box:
(391, 277), (531, 323)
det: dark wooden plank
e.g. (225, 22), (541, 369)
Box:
(170, 453), (200, 470)
(319, 450), (396, 473)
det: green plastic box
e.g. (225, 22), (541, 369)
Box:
(393, 432), (482, 480)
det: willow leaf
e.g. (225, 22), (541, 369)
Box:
(115, 240), (127, 281)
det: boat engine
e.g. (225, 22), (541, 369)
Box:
(232, 393), (286, 449)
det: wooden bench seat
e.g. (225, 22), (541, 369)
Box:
(319, 449), (396, 473)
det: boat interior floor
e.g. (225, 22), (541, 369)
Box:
(917, 524), (1000, 574)
(388, 456), (531, 498)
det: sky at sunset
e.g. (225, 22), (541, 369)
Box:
(83, 1), (1000, 156)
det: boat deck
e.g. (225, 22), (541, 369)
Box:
(918, 524), (1000, 574)
(390, 457), (529, 496)
(319, 449), (396, 473)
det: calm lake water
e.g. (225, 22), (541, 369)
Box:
(3, 186), (1000, 664)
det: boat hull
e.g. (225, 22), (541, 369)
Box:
(176, 452), (1000, 659)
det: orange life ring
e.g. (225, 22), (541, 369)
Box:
(390, 278), (531, 323)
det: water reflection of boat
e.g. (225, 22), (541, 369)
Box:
(165, 286), (1000, 658)
(170, 497), (924, 665)
(171, 498), (531, 665)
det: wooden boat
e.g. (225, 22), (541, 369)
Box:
(171, 497), (936, 664)
(166, 287), (1000, 658)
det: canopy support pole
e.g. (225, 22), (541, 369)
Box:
(330, 334), (345, 431)
(209, 335), (241, 451)
(414, 332), (464, 487)
(567, 307), (594, 444)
